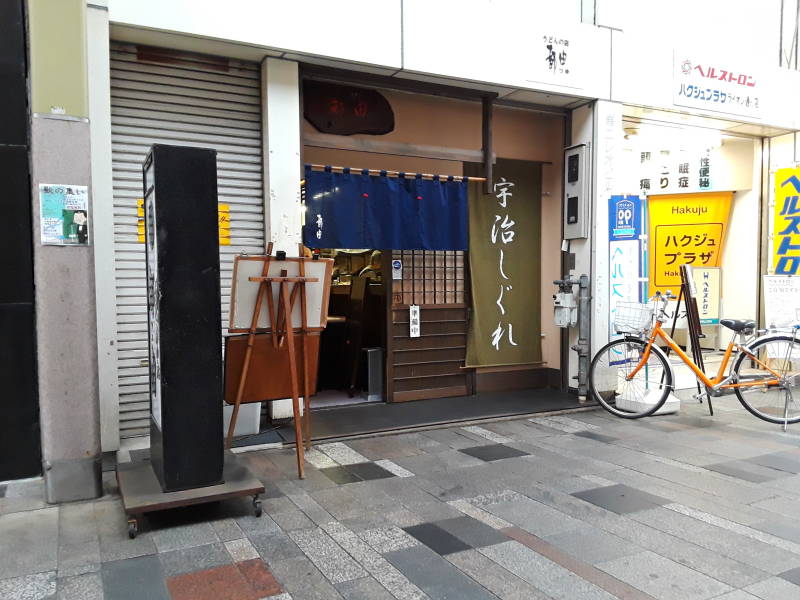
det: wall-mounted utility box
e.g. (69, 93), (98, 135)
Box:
(563, 144), (589, 240)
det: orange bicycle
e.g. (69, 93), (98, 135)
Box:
(589, 291), (800, 425)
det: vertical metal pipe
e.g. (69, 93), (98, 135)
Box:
(576, 274), (591, 399)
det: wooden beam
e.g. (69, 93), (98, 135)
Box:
(482, 96), (493, 194)
(304, 131), (496, 164)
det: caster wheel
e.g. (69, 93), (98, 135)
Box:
(253, 496), (263, 518)
(127, 518), (139, 539)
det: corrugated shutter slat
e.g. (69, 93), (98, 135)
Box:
(111, 42), (265, 438)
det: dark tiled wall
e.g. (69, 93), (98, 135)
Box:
(0, 0), (41, 480)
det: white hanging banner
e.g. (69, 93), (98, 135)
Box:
(409, 304), (421, 338)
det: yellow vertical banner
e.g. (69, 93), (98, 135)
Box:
(137, 200), (230, 245)
(647, 192), (733, 296)
(773, 168), (800, 275)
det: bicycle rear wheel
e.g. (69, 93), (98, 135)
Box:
(732, 335), (800, 425)
(589, 337), (673, 418)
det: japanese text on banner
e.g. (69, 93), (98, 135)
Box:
(773, 168), (800, 276)
(647, 192), (732, 296)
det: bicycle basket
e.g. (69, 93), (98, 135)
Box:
(613, 302), (654, 334)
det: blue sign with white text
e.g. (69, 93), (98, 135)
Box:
(609, 195), (642, 241)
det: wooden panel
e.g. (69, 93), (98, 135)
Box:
(392, 319), (465, 336)
(395, 373), (467, 392)
(393, 385), (467, 403)
(393, 306), (466, 322)
(393, 360), (464, 379)
(393, 335), (466, 351)
(394, 346), (466, 364)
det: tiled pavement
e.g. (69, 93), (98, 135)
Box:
(4, 395), (800, 599)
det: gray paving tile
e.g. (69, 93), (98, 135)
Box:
(358, 527), (419, 554)
(150, 521), (219, 553)
(572, 484), (670, 514)
(544, 524), (642, 565)
(345, 462), (396, 481)
(403, 522), (472, 555)
(459, 444), (529, 462)
(58, 503), (97, 546)
(480, 540), (616, 600)
(744, 576), (800, 599)
(235, 511), (282, 536)
(385, 544), (496, 600)
(779, 565), (800, 586)
(597, 550), (732, 599)
(270, 556), (345, 600)
(56, 572), (103, 600)
(250, 531), (305, 562)
(289, 527), (366, 584)
(100, 555), (169, 600)
(574, 431), (618, 444)
(157, 542), (231, 577)
(484, 497), (585, 537)
(269, 507), (316, 531)
(336, 576), (395, 600)
(707, 592), (761, 600)
(746, 453), (800, 474)
(751, 516), (800, 546)
(57, 540), (100, 578)
(705, 461), (788, 483)
(446, 549), (551, 600)
(630, 507), (800, 575)
(94, 500), (157, 563)
(434, 516), (508, 549)
(0, 571), (56, 600)
(321, 466), (363, 485)
(288, 492), (336, 525)
(0, 507), (58, 579)
(208, 518), (244, 542)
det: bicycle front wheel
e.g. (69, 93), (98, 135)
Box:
(732, 335), (800, 425)
(589, 338), (673, 418)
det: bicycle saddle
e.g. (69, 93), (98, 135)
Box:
(720, 318), (756, 332)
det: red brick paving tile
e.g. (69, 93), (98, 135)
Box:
(237, 559), (283, 597)
(167, 564), (259, 600)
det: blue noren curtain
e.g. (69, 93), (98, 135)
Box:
(303, 165), (468, 250)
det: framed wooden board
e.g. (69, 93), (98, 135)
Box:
(229, 255), (333, 333)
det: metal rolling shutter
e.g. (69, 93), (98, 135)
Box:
(110, 43), (265, 437)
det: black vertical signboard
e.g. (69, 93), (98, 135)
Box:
(143, 145), (224, 492)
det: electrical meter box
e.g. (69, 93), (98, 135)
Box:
(553, 291), (577, 328)
(563, 144), (589, 240)
(143, 144), (224, 493)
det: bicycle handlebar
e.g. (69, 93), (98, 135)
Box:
(649, 290), (673, 305)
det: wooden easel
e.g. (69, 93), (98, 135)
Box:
(225, 243), (317, 479)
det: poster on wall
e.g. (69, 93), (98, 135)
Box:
(608, 195), (644, 338)
(772, 168), (800, 276)
(465, 159), (542, 368)
(39, 184), (89, 245)
(763, 275), (800, 328)
(647, 191), (733, 296)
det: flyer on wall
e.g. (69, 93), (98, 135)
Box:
(39, 184), (90, 246)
